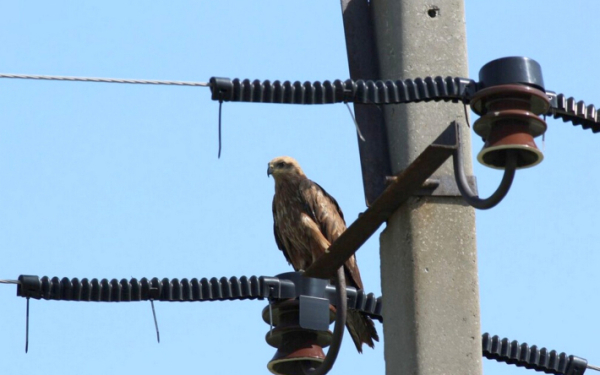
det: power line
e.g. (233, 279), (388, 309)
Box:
(0, 73), (209, 87)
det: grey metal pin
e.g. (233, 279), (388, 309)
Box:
(463, 102), (471, 128)
(268, 297), (273, 336)
(542, 115), (546, 152)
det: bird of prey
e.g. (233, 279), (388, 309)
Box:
(267, 156), (379, 353)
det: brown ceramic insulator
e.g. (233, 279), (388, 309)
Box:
(265, 314), (333, 349)
(470, 84), (549, 169)
(264, 299), (336, 375)
(470, 84), (550, 116)
(267, 332), (327, 375)
(473, 109), (547, 140)
(477, 122), (544, 169)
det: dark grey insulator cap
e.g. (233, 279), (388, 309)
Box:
(479, 56), (545, 91)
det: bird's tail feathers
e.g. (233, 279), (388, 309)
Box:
(346, 309), (379, 353)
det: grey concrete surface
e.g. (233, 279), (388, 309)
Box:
(370, 1), (483, 374)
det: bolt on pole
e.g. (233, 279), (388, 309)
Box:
(367, 1), (482, 374)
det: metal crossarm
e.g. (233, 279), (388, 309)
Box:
(304, 122), (458, 279)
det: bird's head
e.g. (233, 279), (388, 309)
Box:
(267, 156), (306, 180)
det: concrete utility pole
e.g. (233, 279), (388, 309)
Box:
(370, 1), (482, 374)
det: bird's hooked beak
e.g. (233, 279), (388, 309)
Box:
(267, 164), (274, 177)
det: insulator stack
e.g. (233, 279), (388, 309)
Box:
(470, 57), (550, 170)
(263, 299), (335, 375)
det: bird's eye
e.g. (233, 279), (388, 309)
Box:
(277, 162), (286, 168)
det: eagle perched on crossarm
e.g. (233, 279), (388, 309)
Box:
(267, 156), (379, 353)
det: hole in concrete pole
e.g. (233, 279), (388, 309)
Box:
(427, 6), (440, 18)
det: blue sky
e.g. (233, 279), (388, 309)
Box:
(0, 1), (598, 374)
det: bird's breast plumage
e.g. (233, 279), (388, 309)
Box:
(273, 185), (316, 271)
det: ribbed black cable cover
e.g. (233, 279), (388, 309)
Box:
(14, 276), (595, 371)
(209, 77), (475, 105)
(482, 333), (589, 375)
(16, 275), (382, 322)
(547, 92), (600, 133)
(210, 77), (600, 134)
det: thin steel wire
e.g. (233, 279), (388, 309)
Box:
(218, 99), (223, 158)
(345, 103), (366, 142)
(0, 73), (209, 87)
(25, 297), (30, 353)
(589, 364), (600, 372)
(150, 300), (160, 343)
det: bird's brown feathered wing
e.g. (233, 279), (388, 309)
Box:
(272, 176), (379, 353)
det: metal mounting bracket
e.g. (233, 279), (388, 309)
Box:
(414, 175), (478, 197)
